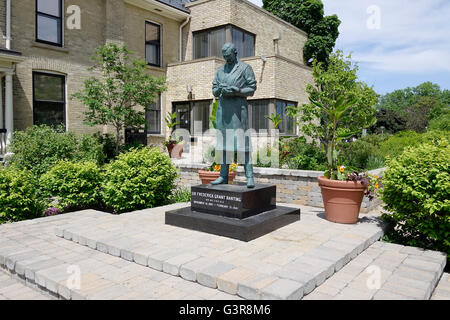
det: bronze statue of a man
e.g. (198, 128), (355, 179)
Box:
(211, 43), (257, 188)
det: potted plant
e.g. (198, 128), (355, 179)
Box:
(199, 146), (237, 184)
(288, 51), (379, 224)
(164, 112), (184, 158)
(198, 162), (238, 185)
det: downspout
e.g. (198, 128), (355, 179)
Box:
(179, 16), (190, 61)
(5, 0), (11, 49)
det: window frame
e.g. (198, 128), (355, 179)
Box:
(172, 100), (212, 135)
(32, 71), (66, 129)
(146, 93), (162, 134)
(192, 24), (256, 60)
(248, 99), (270, 133)
(145, 21), (162, 68)
(275, 99), (297, 136)
(35, 0), (63, 47)
(231, 25), (256, 59)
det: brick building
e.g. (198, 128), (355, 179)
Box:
(0, 0), (313, 152)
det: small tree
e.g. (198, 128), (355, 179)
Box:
(72, 43), (166, 154)
(287, 50), (378, 178)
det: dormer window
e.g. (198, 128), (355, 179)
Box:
(36, 0), (63, 46)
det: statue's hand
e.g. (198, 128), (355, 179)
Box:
(222, 87), (233, 95)
(222, 86), (239, 96)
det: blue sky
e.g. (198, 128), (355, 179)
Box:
(248, 0), (450, 95)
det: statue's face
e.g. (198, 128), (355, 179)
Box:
(222, 49), (237, 64)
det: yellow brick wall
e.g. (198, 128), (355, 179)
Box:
(9, 0), (181, 136)
(184, 0), (308, 64)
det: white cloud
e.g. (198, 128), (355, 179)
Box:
(322, 0), (450, 74)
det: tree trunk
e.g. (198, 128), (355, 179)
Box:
(115, 127), (121, 156)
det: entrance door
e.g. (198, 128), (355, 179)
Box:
(173, 103), (190, 132)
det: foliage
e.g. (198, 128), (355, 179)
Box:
(380, 139), (450, 256)
(43, 207), (61, 217)
(280, 136), (326, 170)
(40, 161), (102, 211)
(72, 43), (166, 154)
(101, 147), (178, 213)
(262, 0), (340, 66)
(169, 187), (191, 204)
(265, 113), (283, 129)
(335, 166), (382, 200)
(287, 51), (378, 178)
(373, 82), (449, 134)
(164, 112), (181, 145)
(7, 125), (105, 177)
(404, 96), (443, 132)
(0, 167), (45, 223)
(210, 100), (219, 129)
(380, 130), (449, 160)
(369, 108), (406, 134)
(428, 112), (450, 131)
(337, 134), (388, 170)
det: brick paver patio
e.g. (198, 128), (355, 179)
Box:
(0, 203), (447, 300)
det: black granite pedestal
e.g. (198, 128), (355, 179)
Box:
(165, 183), (300, 242)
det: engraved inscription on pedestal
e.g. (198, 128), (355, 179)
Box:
(191, 191), (240, 211)
(191, 184), (276, 219)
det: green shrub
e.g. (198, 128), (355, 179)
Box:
(365, 155), (385, 171)
(169, 187), (191, 204)
(0, 167), (45, 222)
(428, 112), (450, 131)
(380, 130), (449, 160)
(8, 125), (105, 176)
(40, 161), (102, 211)
(338, 134), (388, 170)
(381, 139), (450, 257)
(280, 137), (326, 171)
(101, 147), (178, 213)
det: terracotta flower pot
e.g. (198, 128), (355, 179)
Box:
(317, 176), (366, 224)
(198, 170), (236, 185)
(167, 143), (183, 159)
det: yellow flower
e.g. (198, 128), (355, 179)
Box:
(375, 175), (379, 179)
(339, 166), (345, 173)
(375, 183), (379, 189)
(214, 165), (221, 172)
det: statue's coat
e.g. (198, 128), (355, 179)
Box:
(212, 60), (257, 153)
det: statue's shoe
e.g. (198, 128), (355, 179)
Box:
(211, 176), (228, 185)
(247, 177), (255, 188)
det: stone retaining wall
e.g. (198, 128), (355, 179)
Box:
(174, 163), (384, 213)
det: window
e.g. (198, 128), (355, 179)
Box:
(249, 100), (269, 132)
(193, 25), (255, 60)
(192, 101), (210, 134)
(36, 0), (63, 46)
(33, 72), (65, 128)
(276, 100), (296, 135)
(193, 27), (226, 59)
(173, 103), (190, 132)
(172, 101), (212, 134)
(146, 94), (161, 134)
(232, 27), (255, 59)
(146, 22), (161, 67)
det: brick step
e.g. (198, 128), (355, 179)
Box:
(0, 267), (53, 300)
(54, 204), (387, 300)
(304, 241), (447, 300)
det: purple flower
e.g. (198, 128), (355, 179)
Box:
(44, 207), (61, 216)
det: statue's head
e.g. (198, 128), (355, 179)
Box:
(222, 43), (238, 64)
